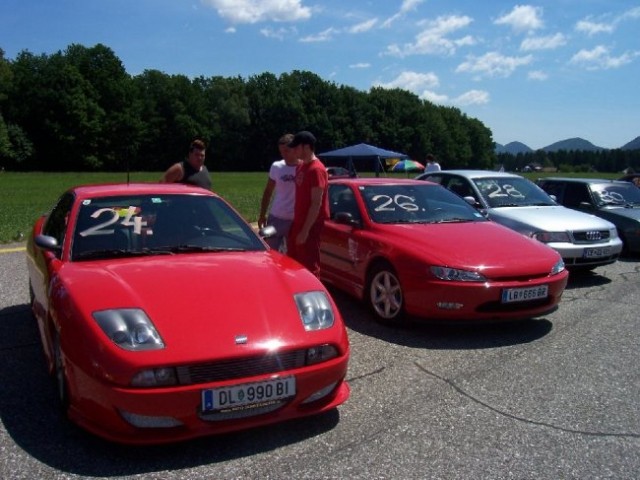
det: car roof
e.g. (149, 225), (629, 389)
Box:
(68, 183), (216, 199)
(422, 169), (524, 179)
(538, 177), (630, 185)
(329, 177), (436, 186)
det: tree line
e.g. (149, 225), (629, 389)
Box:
(1, 43), (637, 174)
(0, 43), (496, 172)
(497, 148), (640, 174)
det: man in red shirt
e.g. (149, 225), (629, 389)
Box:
(286, 131), (329, 277)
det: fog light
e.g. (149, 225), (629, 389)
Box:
(436, 302), (464, 310)
(119, 410), (183, 428)
(301, 381), (338, 404)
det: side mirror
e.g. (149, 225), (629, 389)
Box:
(334, 212), (360, 227)
(34, 234), (62, 252)
(258, 225), (277, 238)
(578, 201), (593, 210)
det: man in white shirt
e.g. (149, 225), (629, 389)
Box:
(424, 153), (441, 173)
(258, 134), (301, 252)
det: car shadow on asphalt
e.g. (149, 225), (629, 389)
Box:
(0, 303), (342, 476)
(564, 269), (613, 290)
(327, 288), (554, 351)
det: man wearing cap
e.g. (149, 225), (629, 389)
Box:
(286, 130), (329, 277)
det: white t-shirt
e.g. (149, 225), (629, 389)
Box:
(268, 159), (298, 220)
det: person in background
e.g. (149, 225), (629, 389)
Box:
(286, 131), (329, 277)
(424, 153), (441, 173)
(161, 139), (212, 190)
(258, 133), (300, 252)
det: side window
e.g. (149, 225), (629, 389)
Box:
(564, 183), (591, 208)
(539, 181), (563, 201)
(329, 185), (360, 221)
(42, 192), (75, 246)
(423, 174), (443, 184)
(446, 177), (474, 200)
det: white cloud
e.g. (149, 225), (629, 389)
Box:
(348, 18), (378, 34)
(421, 90), (450, 104)
(299, 27), (338, 43)
(569, 45), (640, 70)
(528, 70), (548, 81)
(375, 71), (440, 91)
(494, 5), (544, 34)
(202, 0), (311, 24)
(421, 89), (489, 106)
(456, 52), (533, 78)
(520, 33), (566, 51)
(454, 90), (490, 106)
(260, 26), (297, 40)
(576, 7), (640, 36)
(383, 15), (474, 57)
(382, 0), (425, 28)
(575, 19), (614, 36)
(349, 63), (371, 69)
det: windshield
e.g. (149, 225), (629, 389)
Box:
(472, 177), (555, 208)
(360, 184), (485, 224)
(590, 183), (640, 207)
(72, 194), (265, 261)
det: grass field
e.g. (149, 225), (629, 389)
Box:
(0, 170), (621, 244)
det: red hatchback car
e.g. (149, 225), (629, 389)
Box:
(26, 183), (349, 444)
(320, 178), (569, 324)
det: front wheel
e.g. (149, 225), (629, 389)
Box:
(366, 263), (405, 324)
(53, 332), (70, 412)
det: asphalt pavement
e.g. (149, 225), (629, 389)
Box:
(1, 244), (639, 480)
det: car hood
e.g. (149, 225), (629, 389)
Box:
(375, 221), (561, 276)
(597, 206), (640, 221)
(488, 205), (614, 231)
(60, 252), (339, 362)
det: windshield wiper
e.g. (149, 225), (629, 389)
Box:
(170, 245), (247, 253)
(75, 249), (140, 260)
(430, 218), (470, 224)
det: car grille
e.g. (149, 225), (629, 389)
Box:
(572, 230), (610, 243)
(176, 350), (307, 385)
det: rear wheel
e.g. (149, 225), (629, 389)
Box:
(366, 263), (405, 324)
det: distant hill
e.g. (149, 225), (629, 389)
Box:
(495, 135), (640, 153)
(541, 137), (606, 152)
(621, 136), (640, 150)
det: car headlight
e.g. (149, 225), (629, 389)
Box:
(431, 266), (487, 282)
(550, 259), (566, 275)
(93, 308), (165, 351)
(294, 291), (335, 331)
(532, 232), (571, 243)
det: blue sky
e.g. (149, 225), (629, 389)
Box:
(1, 0), (639, 150)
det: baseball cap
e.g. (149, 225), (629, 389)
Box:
(288, 131), (316, 148)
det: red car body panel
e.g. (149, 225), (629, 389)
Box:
(320, 178), (569, 321)
(26, 183), (349, 444)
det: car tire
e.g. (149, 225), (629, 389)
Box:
(366, 262), (405, 324)
(53, 331), (70, 412)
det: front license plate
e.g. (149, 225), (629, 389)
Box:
(583, 246), (611, 258)
(501, 285), (548, 303)
(201, 376), (296, 413)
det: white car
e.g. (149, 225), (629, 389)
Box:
(417, 170), (623, 270)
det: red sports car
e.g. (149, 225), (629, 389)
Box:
(320, 178), (569, 324)
(26, 183), (349, 444)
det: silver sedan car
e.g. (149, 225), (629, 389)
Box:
(416, 170), (623, 270)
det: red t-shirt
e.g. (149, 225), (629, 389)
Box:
(292, 158), (329, 228)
